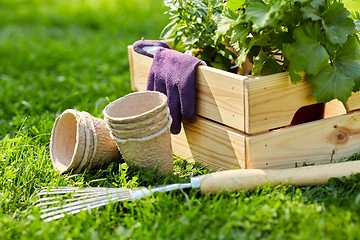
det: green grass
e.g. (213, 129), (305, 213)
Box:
(1, 0), (360, 239)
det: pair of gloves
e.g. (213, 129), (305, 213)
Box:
(133, 40), (204, 134)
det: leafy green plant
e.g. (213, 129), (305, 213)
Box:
(161, 0), (237, 70)
(161, 0), (360, 103)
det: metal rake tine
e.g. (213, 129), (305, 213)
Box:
(37, 187), (118, 196)
(39, 192), (114, 213)
(36, 187), (120, 200)
(36, 191), (110, 207)
(39, 189), (131, 214)
(40, 193), (132, 221)
(36, 190), (104, 202)
(37, 187), (82, 194)
(43, 200), (114, 222)
(38, 191), (121, 210)
(37, 187), (129, 201)
(43, 194), (133, 222)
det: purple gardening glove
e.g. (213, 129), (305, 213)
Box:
(147, 48), (203, 134)
(133, 39), (170, 58)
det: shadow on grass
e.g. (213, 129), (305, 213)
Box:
(75, 156), (210, 189)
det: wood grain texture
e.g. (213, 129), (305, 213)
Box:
(199, 160), (360, 193)
(129, 45), (360, 135)
(244, 72), (319, 134)
(246, 110), (360, 169)
(325, 99), (346, 118)
(128, 45), (247, 131)
(194, 65), (246, 131)
(171, 116), (247, 171)
(128, 46), (152, 92)
(344, 91), (360, 112)
(129, 44), (360, 172)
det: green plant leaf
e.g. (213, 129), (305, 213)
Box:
(310, 0), (325, 11)
(307, 65), (355, 103)
(218, 43), (237, 62)
(252, 48), (268, 75)
(283, 44), (307, 84)
(301, 5), (321, 21)
(160, 18), (178, 39)
(321, 2), (349, 23)
(350, 11), (360, 31)
(230, 23), (249, 43)
(226, 0), (246, 11)
(260, 56), (283, 76)
(292, 22), (329, 75)
(212, 54), (233, 70)
(323, 17), (355, 45)
(272, 31), (294, 49)
(321, 2), (355, 45)
(216, 8), (238, 35)
(324, 41), (340, 59)
(246, 0), (288, 30)
(281, 5), (303, 26)
(354, 20), (360, 31)
(245, 1), (283, 31)
(333, 35), (360, 91)
(236, 37), (256, 65)
(245, 2), (269, 28)
(289, 0), (310, 3)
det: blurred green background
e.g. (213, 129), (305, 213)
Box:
(0, 0), (169, 138)
(343, 0), (360, 11)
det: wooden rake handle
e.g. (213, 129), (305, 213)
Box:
(198, 161), (360, 194)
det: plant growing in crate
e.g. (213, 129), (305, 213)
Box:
(161, 0), (237, 70)
(161, 0), (360, 103)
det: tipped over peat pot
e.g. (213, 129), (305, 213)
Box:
(103, 91), (174, 174)
(50, 109), (121, 174)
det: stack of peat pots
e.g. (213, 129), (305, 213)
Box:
(50, 109), (121, 174)
(103, 91), (173, 174)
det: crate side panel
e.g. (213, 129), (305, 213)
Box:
(247, 111), (360, 169)
(195, 66), (246, 132)
(128, 45), (136, 91)
(171, 116), (247, 171)
(129, 47), (152, 92)
(246, 72), (318, 134)
(129, 46), (247, 131)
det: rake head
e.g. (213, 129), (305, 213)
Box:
(34, 180), (197, 222)
(34, 186), (139, 222)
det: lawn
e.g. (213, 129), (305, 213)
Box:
(1, 0), (360, 239)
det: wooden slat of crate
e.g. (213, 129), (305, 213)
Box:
(344, 91), (360, 112)
(325, 99), (347, 118)
(246, 110), (360, 169)
(244, 72), (318, 133)
(173, 110), (360, 171)
(128, 46), (151, 92)
(171, 116), (247, 171)
(128, 45), (248, 132)
(128, 44), (360, 134)
(128, 43), (360, 171)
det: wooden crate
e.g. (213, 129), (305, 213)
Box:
(128, 45), (360, 171)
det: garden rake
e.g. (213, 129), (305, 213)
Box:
(35, 160), (360, 222)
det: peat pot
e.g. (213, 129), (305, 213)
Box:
(50, 109), (121, 174)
